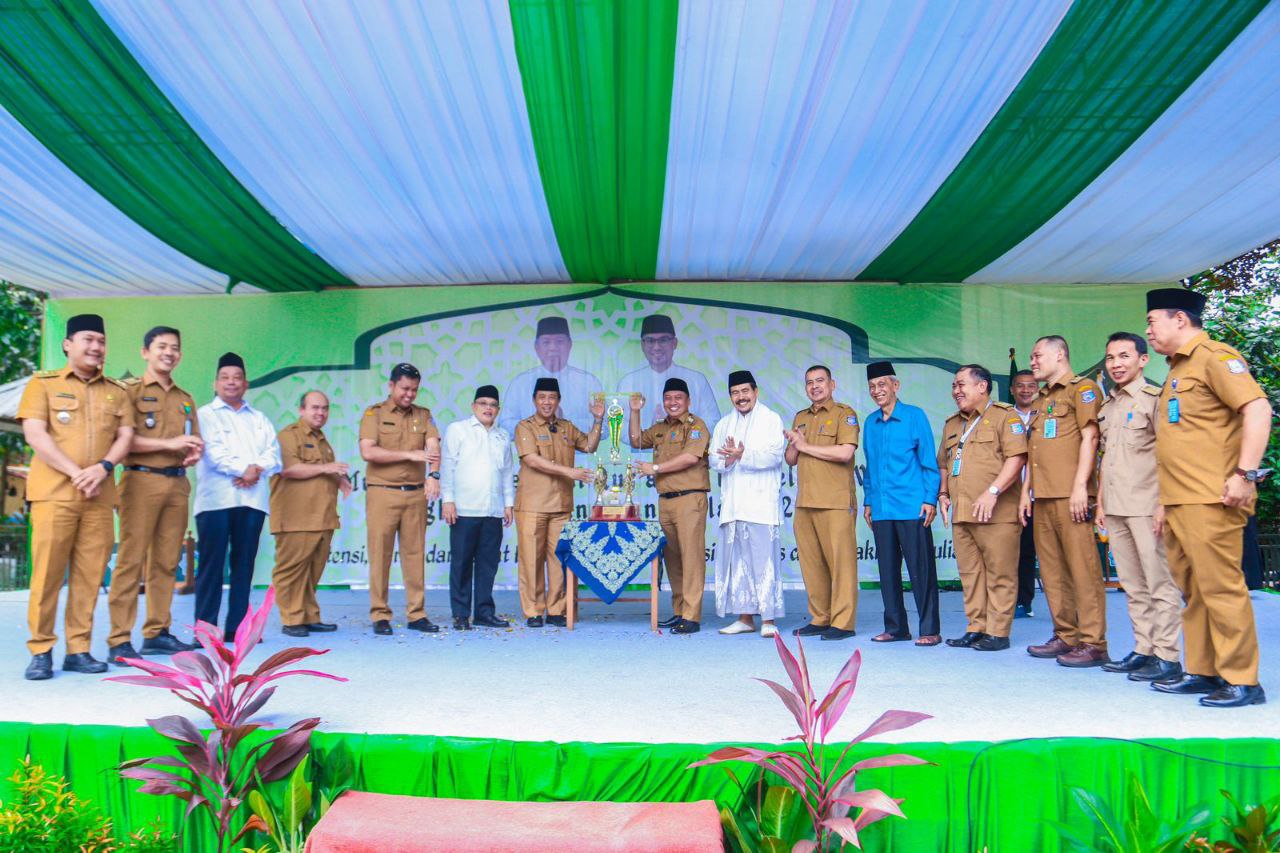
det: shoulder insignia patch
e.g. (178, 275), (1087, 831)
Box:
(846, 414), (858, 426)
(1080, 389), (1097, 403)
(1009, 421), (1026, 435)
(1224, 358), (1248, 374)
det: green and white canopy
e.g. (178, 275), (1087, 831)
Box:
(0, 0), (1276, 297)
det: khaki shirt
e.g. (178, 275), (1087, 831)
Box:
(1156, 331), (1266, 509)
(638, 413), (711, 494)
(359, 399), (439, 487)
(937, 400), (1027, 524)
(270, 420), (340, 533)
(514, 415), (593, 513)
(1027, 375), (1101, 499)
(17, 366), (133, 504)
(1098, 377), (1161, 517)
(123, 371), (200, 470)
(791, 400), (859, 509)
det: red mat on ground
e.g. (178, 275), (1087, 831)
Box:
(304, 791), (723, 852)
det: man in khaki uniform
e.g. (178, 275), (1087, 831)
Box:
(628, 378), (711, 634)
(107, 326), (203, 665)
(18, 314), (134, 680)
(939, 365), (1027, 652)
(1096, 332), (1183, 684)
(359, 363), (441, 636)
(785, 365), (860, 641)
(1146, 288), (1272, 708)
(514, 377), (603, 627)
(1020, 335), (1108, 667)
(271, 390), (351, 637)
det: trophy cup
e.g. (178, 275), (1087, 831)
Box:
(590, 395), (640, 520)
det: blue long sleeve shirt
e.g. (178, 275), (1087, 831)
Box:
(862, 400), (940, 521)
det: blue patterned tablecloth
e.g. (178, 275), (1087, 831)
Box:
(555, 520), (666, 604)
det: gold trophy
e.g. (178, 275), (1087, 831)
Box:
(590, 395), (640, 520)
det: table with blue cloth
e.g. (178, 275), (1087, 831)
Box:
(554, 520), (666, 631)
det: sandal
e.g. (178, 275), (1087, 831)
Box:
(915, 634), (942, 647)
(871, 632), (911, 642)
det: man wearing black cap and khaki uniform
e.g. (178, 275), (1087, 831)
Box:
(359, 363), (442, 636)
(19, 314), (134, 680)
(620, 314), (720, 425)
(628, 378), (712, 633)
(513, 377), (604, 627)
(499, 316), (603, 436)
(1146, 288), (1272, 708)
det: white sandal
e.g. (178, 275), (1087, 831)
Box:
(719, 620), (756, 635)
(760, 623), (779, 639)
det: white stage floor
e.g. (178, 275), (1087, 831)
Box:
(2, 586), (1276, 744)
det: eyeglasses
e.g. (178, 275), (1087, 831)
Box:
(641, 335), (676, 345)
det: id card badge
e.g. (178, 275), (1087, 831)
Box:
(1042, 418), (1058, 439)
(1168, 398), (1180, 424)
(951, 454), (962, 477)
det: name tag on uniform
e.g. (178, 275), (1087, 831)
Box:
(1042, 418), (1057, 439)
(1168, 398), (1180, 423)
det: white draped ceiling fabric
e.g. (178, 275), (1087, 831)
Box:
(0, 0), (1273, 297)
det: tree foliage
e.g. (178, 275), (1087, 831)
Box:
(0, 281), (43, 457)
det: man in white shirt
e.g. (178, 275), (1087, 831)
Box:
(1011, 368), (1040, 618)
(619, 314), (719, 425)
(441, 385), (515, 631)
(499, 316), (603, 436)
(194, 352), (281, 642)
(711, 370), (786, 637)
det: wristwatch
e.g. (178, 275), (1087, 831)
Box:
(428, 471), (441, 480)
(987, 485), (1000, 496)
(653, 463), (661, 474)
(1235, 468), (1272, 482)
(98, 459), (115, 474)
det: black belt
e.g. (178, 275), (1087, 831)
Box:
(369, 483), (424, 491)
(659, 489), (708, 500)
(124, 464), (186, 477)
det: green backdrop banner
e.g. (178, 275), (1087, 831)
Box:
(1, 722), (1277, 852)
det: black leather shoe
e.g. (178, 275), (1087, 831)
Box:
(526, 616), (544, 628)
(407, 618), (440, 633)
(474, 616), (510, 628)
(1152, 673), (1223, 695)
(792, 623), (829, 637)
(1129, 659), (1182, 682)
(62, 652), (108, 674)
(305, 622), (338, 633)
(1200, 684), (1266, 708)
(453, 617), (471, 631)
(658, 615), (682, 629)
(821, 627), (856, 642)
(141, 631), (197, 654)
(372, 620), (393, 635)
(108, 642), (140, 666)
(946, 632), (985, 648)
(972, 635), (1010, 652)
(24, 652), (53, 681)
(282, 625), (310, 638)
(546, 615), (567, 627)
(672, 620), (700, 634)
(1101, 651), (1155, 673)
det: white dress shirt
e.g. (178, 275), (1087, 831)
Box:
(440, 415), (515, 517)
(710, 401), (786, 526)
(618, 361), (721, 425)
(498, 363), (603, 436)
(194, 396), (282, 515)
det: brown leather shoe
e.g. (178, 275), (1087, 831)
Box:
(1057, 644), (1109, 668)
(1027, 635), (1072, 658)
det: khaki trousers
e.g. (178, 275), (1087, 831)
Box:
(953, 521), (1020, 637)
(793, 507), (858, 631)
(366, 487), (427, 622)
(28, 499), (115, 655)
(1107, 514), (1181, 661)
(515, 510), (570, 617)
(108, 470), (189, 645)
(273, 530), (334, 627)
(658, 492), (708, 622)
(1033, 497), (1107, 649)
(1164, 503), (1256, 684)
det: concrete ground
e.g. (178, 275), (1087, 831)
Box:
(1, 585), (1276, 744)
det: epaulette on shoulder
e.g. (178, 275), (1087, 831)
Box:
(1141, 384), (1162, 396)
(121, 376), (142, 386)
(991, 400), (1013, 410)
(33, 369), (60, 378)
(362, 405), (378, 417)
(106, 376), (130, 389)
(795, 407), (810, 417)
(1069, 375), (1090, 385)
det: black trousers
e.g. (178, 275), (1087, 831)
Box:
(195, 507), (266, 640)
(1017, 510), (1038, 608)
(449, 516), (502, 620)
(872, 519), (940, 636)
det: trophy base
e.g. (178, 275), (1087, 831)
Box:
(591, 504), (639, 521)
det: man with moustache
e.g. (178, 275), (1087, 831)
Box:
(18, 314), (134, 680)
(1010, 369), (1040, 618)
(441, 385), (515, 631)
(938, 365), (1027, 652)
(1020, 336), (1108, 667)
(194, 352), (282, 642)
(107, 326), (203, 665)
(619, 314), (720, 424)
(270, 391), (351, 637)
(500, 316), (603, 436)
(513, 378), (604, 627)
(1146, 288), (1272, 708)
(360, 362), (442, 636)
(628, 378), (712, 634)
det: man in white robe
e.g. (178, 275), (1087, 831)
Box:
(711, 369), (786, 637)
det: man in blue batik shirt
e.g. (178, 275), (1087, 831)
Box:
(862, 361), (942, 646)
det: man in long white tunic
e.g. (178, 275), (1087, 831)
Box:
(711, 370), (786, 637)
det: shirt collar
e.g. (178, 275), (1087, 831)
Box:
(1116, 375), (1147, 397)
(60, 365), (104, 384)
(141, 369), (179, 392)
(1172, 331), (1211, 361)
(296, 418), (324, 440)
(808, 399), (832, 414)
(876, 401), (902, 422)
(211, 395), (254, 414)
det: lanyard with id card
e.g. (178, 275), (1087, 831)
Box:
(951, 402), (991, 476)
(1168, 378), (1180, 423)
